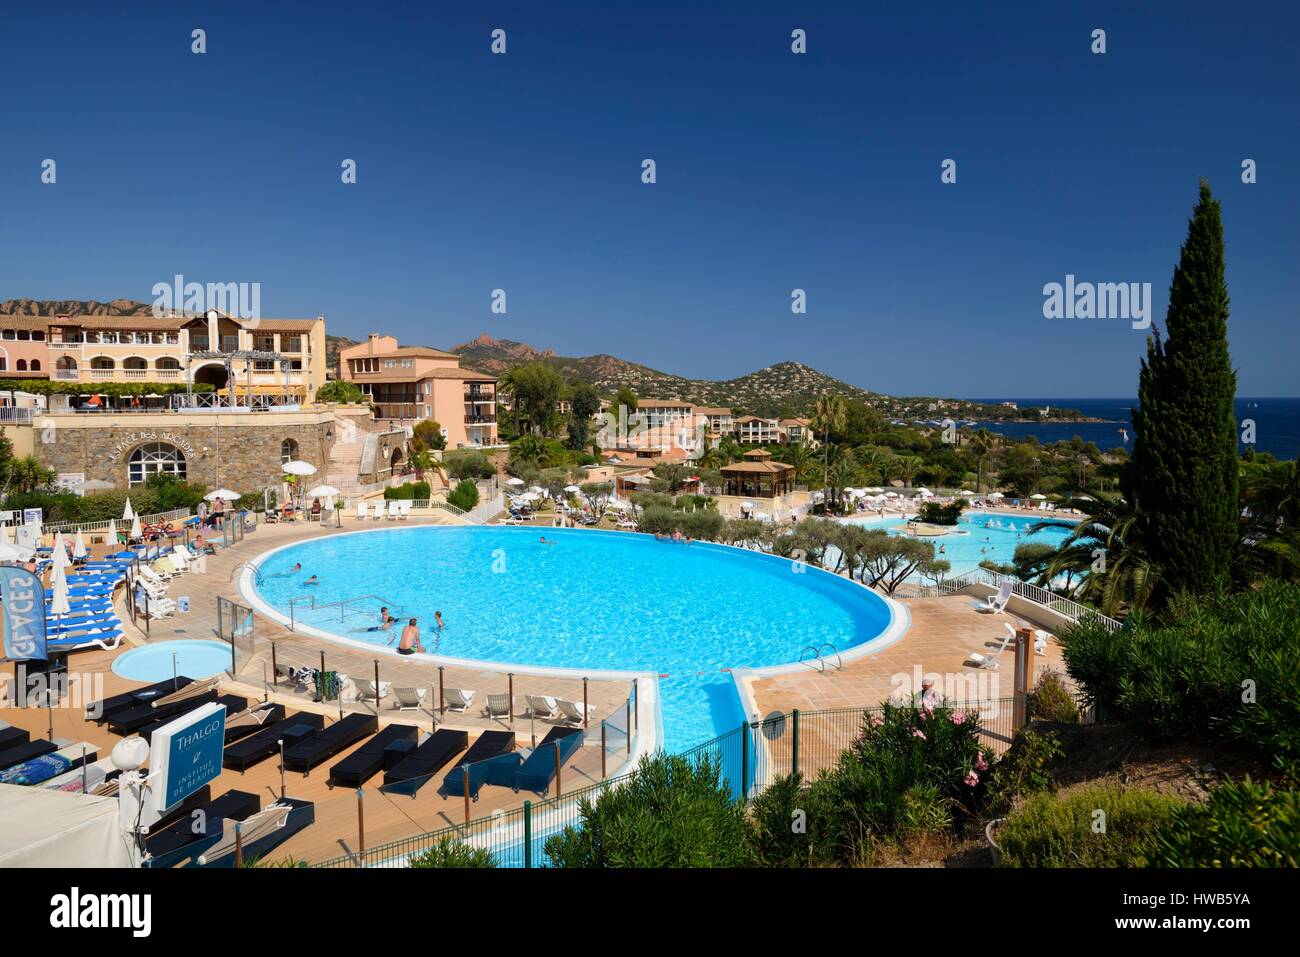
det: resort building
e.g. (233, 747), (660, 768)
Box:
(735, 415), (781, 444)
(779, 417), (815, 446)
(0, 311), (329, 402)
(338, 334), (499, 448)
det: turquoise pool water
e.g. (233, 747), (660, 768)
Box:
(112, 639), (232, 682)
(247, 526), (894, 751)
(844, 511), (1075, 578)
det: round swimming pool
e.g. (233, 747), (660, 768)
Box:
(244, 526), (897, 750)
(844, 511), (1075, 578)
(112, 639), (232, 682)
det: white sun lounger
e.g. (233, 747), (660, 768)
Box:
(482, 693), (514, 719)
(966, 630), (1014, 670)
(444, 688), (475, 712)
(393, 687), (427, 711)
(387, 501), (399, 520)
(355, 501), (367, 521)
(524, 694), (558, 719)
(555, 699), (596, 726)
(371, 501), (385, 521)
(351, 678), (392, 702)
(976, 582), (1013, 614)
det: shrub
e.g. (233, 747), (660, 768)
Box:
(1151, 776), (1300, 868)
(807, 703), (989, 864)
(446, 480), (480, 512)
(747, 772), (827, 867)
(384, 481), (431, 501)
(314, 379), (366, 403)
(1061, 582), (1300, 758)
(407, 837), (497, 868)
(1027, 670), (1080, 724)
(444, 450), (494, 481)
(983, 728), (1063, 816)
(917, 500), (966, 525)
(898, 783), (953, 839)
(544, 752), (755, 867)
(996, 784), (1184, 867)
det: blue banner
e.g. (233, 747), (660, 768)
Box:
(1, 565), (47, 661)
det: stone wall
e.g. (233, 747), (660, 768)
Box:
(29, 413), (338, 493)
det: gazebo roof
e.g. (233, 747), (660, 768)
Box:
(721, 460), (793, 475)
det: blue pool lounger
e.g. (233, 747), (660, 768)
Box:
(514, 726), (584, 795)
(439, 730), (518, 800)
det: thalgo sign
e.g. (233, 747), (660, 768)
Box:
(148, 702), (227, 812)
(106, 431), (197, 464)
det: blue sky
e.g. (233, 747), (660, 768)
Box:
(2, 1), (1297, 397)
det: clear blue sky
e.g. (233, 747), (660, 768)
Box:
(2, 1), (1297, 397)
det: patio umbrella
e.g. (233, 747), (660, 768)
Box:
(505, 477), (524, 486)
(0, 542), (33, 562)
(51, 532), (71, 572)
(307, 484), (340, 497)
(204, 488), (241, 501)
(105, 519), (116, 546)
(0, 523), (10, 547)
(72, 529), (88, 561)
(281, 460), (317, 476)
(1030, 493), (1047, 500)
(916, 487), (933, 497)
(563, 485), (582, 494)
(988, 492), (1004, 499)
(960, 489), (975, 496)
(130, 513), (143, 540)
(122, 498), (134, 520)
(49, 560), (71, 618)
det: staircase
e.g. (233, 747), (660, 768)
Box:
(324, 430), (367, 497)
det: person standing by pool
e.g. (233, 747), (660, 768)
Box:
(392, 618), (423, 655)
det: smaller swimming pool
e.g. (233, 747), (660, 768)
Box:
(112, 640), (232, 682)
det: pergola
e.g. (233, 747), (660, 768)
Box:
(721, 449), (794, 498)
(184, 350), (294, 407)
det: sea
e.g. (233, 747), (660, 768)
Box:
(962, 398), (1300, 460)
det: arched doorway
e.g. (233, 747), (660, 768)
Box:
(390, 448), (405, 472)
(193, 363), (229, 389)
(128, 442), (187, 486)
(281, 438), (299, 465)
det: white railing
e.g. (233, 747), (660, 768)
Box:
(0, 408), (34, 423)
(33, 506), (195, 539)
(915, 567), (1123, 632)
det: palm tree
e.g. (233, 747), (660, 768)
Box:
(812, 395), (847, 495)
(896, 455), (923, 490)
(716, 435), (742, 466)
(970, 429), (995, 493)
(785, 443), (814, 486)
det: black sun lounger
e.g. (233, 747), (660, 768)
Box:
(87, 677), (195, 723)
(0, 726), (30, 750)
(440, 731), (518, 800)
(0, 738), (60, 771)
(222, 714), (325, 772)
(146, 786), (213, 835)
(328, 722), (419, 788)
(135, 696), (250, 742)
(144, 789), (261, 869)
(107, 690), (221, 736)
(189, 796), (315, 869)
(514, 726), (584, 795)
(380, 728), (468, 797)
(283, 713), (377, 776)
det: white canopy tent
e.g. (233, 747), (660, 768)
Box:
(0, 783), (133, 867)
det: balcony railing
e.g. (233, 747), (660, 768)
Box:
(465, 413), (496, 424)
(53, 369), (79, 380)
(464, 390), (496, 401)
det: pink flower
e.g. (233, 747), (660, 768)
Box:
(976, 752), (989, 772)
(919, 707), (930, 720)
(950, 711), (967, 725)
(913, 729), (927, 740)
(964, 770), (979, 787)
(869, 714), (883, 727)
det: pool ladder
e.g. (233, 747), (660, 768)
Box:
(798, 643), (843, 673)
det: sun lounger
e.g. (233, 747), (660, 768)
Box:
(350, 678), (391, 703)
(965, 630), (1014, 670)
(224, 702), (286, 743)
(482, 693), (514, 720)
(0, 738), (61, 772)
(193, 797), (315, 868)
(513, 726), (583, 795)
(42, 757), (119, 793)
(222, 713), (326, 772)
(328, 722), (420, 788)
(380, 728), (469, 796)
(387, 501), (399, 520)
(144, 789), (261, 870)
(135, 695), (249, 741)
(392, 687), (427, 711)
(283, 713), (378, 775)
(555, 698), (596, 727)
(443, 688), (475, 712)
(439, 731), (518, 799)
(0, 726), (30, 750)
(87, 677), (194, 723)
(524, 694), (558, 719)
(975, 582), (1013, 614)
(398, 500), (412, 520)
(0, 742), (99, 786)
(107, 687), (223, 736)
(371, 501), (384, 521)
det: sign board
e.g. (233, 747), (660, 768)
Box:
(0, 566), (47, 661)
(148, 701), (227, 812)
(22, 508), (43, 526)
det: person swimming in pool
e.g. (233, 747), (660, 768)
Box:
(304, 575), (319, 585)
(376, 606), (395, 631)
(538, 536), (554, 545)
(434, 610), (444, 631)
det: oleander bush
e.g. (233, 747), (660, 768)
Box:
(446, 480), (480, 511)
(995, 784), (1185, 867)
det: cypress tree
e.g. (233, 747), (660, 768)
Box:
(1126, 180), (1238, 597)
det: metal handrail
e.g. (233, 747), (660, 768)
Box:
(798, 643), (843, 673)
(286, 592), (403, 631)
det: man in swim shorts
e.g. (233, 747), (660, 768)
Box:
(394, 618), (423, 655)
